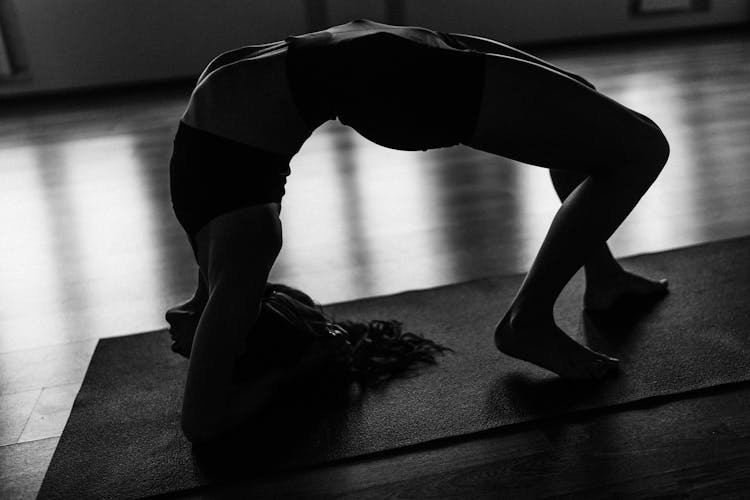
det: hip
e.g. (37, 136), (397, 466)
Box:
(290, 31), (487, 151)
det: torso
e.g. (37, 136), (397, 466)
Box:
(181, 44), (311, 156)
(301, 18), (457, 50)
(182, 19), (473, 155)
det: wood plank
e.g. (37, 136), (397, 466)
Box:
(0, 438), (59, 500)
(17, 382), (82, 443)
(0, 339), (97, 395)
(0, 389), (41, 446)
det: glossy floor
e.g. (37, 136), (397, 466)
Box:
(1, 28), (750, 498)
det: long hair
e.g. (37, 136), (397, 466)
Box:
(233, 283), (454, 389)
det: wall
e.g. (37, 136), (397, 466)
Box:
(0, 0), (747, 97)
(404, 0), (749, 43)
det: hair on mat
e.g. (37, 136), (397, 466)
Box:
(232, 282), (455, 389)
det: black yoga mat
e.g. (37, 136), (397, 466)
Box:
(38, 236), (750, 500)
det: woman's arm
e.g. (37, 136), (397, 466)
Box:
(180, 204), (283, 445)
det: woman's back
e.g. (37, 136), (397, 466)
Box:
(181, 19), (481, 154)
(287, 19), (484, 151)
(198, 19), (463, 82)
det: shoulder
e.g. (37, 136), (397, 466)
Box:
(195, 45), (288, 93)
(196, 41), (286, 87)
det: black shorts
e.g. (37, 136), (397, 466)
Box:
(168, 121), (292, 255)
(287, 30), (486, 151)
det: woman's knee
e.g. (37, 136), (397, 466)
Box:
(653, 126), (670, 169)
(610, 113), (670, 184)
(636, 120), (670, 180)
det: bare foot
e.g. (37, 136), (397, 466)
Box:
(584, 269), (669, 312)
(495, 312), (619, 380)
(165, 298), (205, 358)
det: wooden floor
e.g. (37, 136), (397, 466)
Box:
(2, 27), (750, 498)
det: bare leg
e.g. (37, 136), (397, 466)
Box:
(548, 170), (622, 276)
(451, 33), (669, 311)
(180, 204), (283, 442)
(549, 169), (669, 311)
(464, 53), (670, 379)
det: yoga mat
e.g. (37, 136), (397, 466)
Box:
(38, 236), (750, 499)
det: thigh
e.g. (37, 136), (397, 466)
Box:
(448, 33), (595, 89)
(464, 53), (659, 175)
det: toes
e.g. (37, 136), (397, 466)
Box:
(635, 278), (669, 298)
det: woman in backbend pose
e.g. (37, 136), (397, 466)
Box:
(166, 19), (670, 444)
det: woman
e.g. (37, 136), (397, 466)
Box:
(166, 19), (670, 445)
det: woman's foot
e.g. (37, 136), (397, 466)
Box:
(495, 310), (619, 380)
(584, 269), (669, 312)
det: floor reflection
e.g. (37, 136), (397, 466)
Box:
(0, 135), (170, 351)
(279, 125), (461, 301)
(33, 143), (90, 344)
(278, 126), (364, 294)
(430, 147), (531, 279)
(60, 135), (164, 336)
(0, 146), (65, 352)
